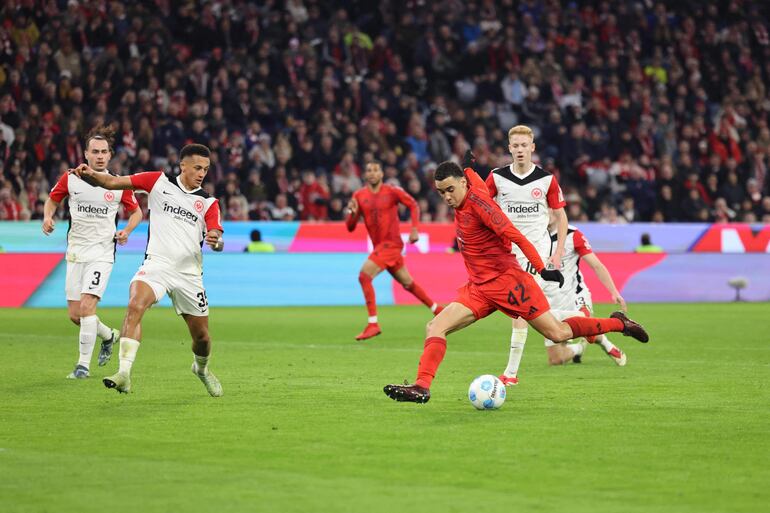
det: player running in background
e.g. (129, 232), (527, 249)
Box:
(383, 162), (648, 404)
(42, 125), (142, 379)
(539, 220), (629, 366)
(484, 125), (569, 386)
(71, 144), (225, 397)
(346, 161), (442, 340)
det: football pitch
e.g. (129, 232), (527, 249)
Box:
(1, 303), (768, 513)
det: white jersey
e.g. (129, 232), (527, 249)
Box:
(49, 170), (139, 263)
(130, 172), (222, 275)
(485, 164), (566, 255)
(542, 225), (594, 301)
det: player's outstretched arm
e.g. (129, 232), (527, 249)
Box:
(205, 229), (224, 252)
(70, 164), (135, 190)
(42, 198), (60, 235)
(582, 252), (626, 311)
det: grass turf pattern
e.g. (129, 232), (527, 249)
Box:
(0, 304), (767, 513)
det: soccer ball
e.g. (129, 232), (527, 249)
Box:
(468, 374), (506, 410)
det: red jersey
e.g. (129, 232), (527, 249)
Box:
(455, 168), (545, 284)
(346, 184), (419, 249)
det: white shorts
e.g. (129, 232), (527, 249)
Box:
(66, 261), (114, 301)
(131, 259), (209, 316)
(543, 287), (593, 346)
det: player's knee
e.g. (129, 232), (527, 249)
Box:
(358, 272), (372, 285)
(68, 314), (80, 325)
(547, 354), (563, 366)
(401, 280), (414, 290)
(425, 317), (445, 337)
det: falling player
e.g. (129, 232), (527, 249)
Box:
(539, 218), (629, 366)
(484, 126), (568, 386)
(70, 144), (224, 396)
(346, 161), (442, 340)
(383, 161), (649, 404)
(42, 125), (142, 379)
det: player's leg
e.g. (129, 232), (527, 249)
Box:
(183, 314), (223, 397)
(69, 293), (99, 378)
(79, 262), (120, 367)
(580, 299), (627, 366)
(390, 265), (443, 315)
(384, 302), (478, 403)
(528, 310), (648, 344)
(499, 316), (528, 386)
(541, 308), (591, 365)
(356, 259), (384, 340)
(103, 280), (157, 393)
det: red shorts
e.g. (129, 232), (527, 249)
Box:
(456, 267), (550, 321)
(368, 243), (404, 273)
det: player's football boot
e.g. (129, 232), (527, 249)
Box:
(97, 328), (120, 367)
(66, 364), (89, 379)
(383, 382), (430, 403)
(498, 374), (519, 386)
(610, 311), (649, 343)
(355, 323), (381, 341)
(601, 345), (627, 366)
(103, 372), (131, 394)
(192, 363), (223, 397)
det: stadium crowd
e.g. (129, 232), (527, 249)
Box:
(0, 0), (769, 224)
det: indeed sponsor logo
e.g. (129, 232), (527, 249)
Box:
(507, 203), (541, 214)
(77, 204), (109, 215)
(163, 202), (198, 222)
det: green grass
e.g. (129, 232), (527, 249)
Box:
(0, 304), (768, 513)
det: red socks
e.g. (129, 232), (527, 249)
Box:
(404, 281), (435, 309)
(415, 337), (447, 389)
(564, 316), (624, 338)
(358, 272), (377, 317)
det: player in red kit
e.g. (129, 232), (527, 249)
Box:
(346, 161), (443, 340)
(383, 161), (649, 404)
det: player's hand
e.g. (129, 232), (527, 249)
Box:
(69, 163), (93, 179)
(42, 217), (55, 235)
(540, 269), (564, 288)
(547, 252), (563, 270)
(613, 293), (627, 312)
(115, 229), (130, 245)
(463, 149), (476, 169)
(346, 198), (358, 216)
(408, 227), (419, 244)
(205, 230), (224, 251)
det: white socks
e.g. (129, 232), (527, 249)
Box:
(96, 319), (113, 340)
(567, 343), (584, 357)
(77, 315), (98, 369)
(430, 303), (438, 312)
(194, 354), (209, 375)
(118, 337), (140, 374)
(368, 316), (378, 324)
(503, 327), (528, 377)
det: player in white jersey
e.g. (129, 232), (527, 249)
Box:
(42, 126), (143, 380)
(483, 125), (568, 386)
(540, 223), (629, 366)
(70, 144), (225, 397)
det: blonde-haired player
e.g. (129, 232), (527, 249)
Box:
(483, 125), (568, 385)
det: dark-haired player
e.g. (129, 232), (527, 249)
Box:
(346, 161), (442, 340)
(383, 162), (649, 404)
(43, 125), (142, 379)
(71, 144), (225, 396)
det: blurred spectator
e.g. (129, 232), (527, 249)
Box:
(0, 0), (768, 226)
(244, 229), (276, 253)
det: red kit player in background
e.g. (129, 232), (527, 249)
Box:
(346, 161), (443, 340)
(383, 161), (649, 404)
